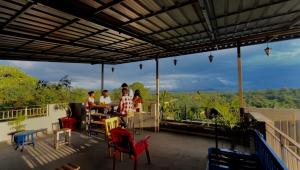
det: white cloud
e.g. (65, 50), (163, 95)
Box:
(216, 77), (235, 86)
(9, 61), (34, 69)
(70, 76), (122, 90)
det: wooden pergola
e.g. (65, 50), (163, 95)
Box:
(1, 0), (300, 131)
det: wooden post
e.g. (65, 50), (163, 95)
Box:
(101, 63), (104, 91)
(155, 58), (160, 132)
(237, 41), (244, 119)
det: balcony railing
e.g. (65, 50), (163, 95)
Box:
(0, 106), (48, 121)
(255, 130), (288, 170)
(265, 121), (300, 170)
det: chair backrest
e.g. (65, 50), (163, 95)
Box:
(105, 117), (119, 138)
(110, 127), (135, 156)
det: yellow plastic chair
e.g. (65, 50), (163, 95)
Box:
(105, 117), (119, 157)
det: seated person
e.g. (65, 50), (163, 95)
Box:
(133, 90), (143, 112)
(85, 91), (102, 112)
(99, 89), (112, 115)
(86, 91), (96, 110)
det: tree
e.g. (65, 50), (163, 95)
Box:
(0, 65), (37, 109)
(111, 82), (151, 101)
(129, 82), (150, 100)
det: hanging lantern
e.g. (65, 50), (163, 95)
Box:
(173, 59), (177, 66)
(111, 67), (114, 72)
(264, 47), (271, 56)
(139, 64), (143, 70)
(208, 54), (214, 63)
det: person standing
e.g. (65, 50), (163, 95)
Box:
(133, 90), (143, 112)
(121, 83), (134, 99)
(118, 88), (134, 127)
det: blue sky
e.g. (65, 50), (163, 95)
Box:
(1, 39), (300, 92)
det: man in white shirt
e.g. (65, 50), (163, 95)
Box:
(99, 90), (112, 115)
(100, 90), (112, 105)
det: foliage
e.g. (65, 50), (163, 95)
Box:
(1, 65), (300, 124)
(111, 82), (151, 101)
(8, 114), (26, 131)
(0, 66), (37, 109)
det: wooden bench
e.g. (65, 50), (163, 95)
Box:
(35, 128), (48, 137)
(53, 128), (71, 149)
(7, 130), (25, 143)
(56, 163), (80, 170)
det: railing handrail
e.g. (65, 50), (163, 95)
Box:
(265, 121), (300, 150)
(255, 130), (288, 170)
(0, 106), (47, 121)
(266, 125), (300, 162)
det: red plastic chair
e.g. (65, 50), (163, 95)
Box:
(110, 127), (151, 170)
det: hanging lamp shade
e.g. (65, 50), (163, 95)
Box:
(264, 47), (271, 56)
(208, 54), (214, 63)
(111, 67), (114, 72)
(139, 64), (143, 70)
(173, 59), (177, 66)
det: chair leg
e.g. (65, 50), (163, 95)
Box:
(109, 146), (112, 157)
(113, 155), (116, 170)
(120, 152), (123, 161)
(107, 144), (112, 157)
(146, 149), (151, 164)
(134, 159), (137, 170)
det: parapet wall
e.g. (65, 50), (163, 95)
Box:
(0, 104), (66, 143)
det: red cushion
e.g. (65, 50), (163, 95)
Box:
(60, 117), (77, 130)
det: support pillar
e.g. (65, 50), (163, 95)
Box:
(155, 58), (160, 132)
(237, 41), (245, 120)
(101, 64), (104, 91)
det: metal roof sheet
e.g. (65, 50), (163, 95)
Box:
(0, 0), (300, 64)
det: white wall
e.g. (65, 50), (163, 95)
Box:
(0, 104), (66, 143)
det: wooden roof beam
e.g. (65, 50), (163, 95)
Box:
(198, 0), (216, 40)
(5, 18), (80, 55)
(0, 30), (134, 55)
(0, 1), (34, 30)
(35, 0), (172, 54)
(119, 0), (198, 26)
(94, 0), (124, 15)
(0, 47), (112, 63)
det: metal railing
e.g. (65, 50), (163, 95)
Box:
(255, 130), (288, 170)
(265, 122), (300, 170)
(0, 106), (48, 121)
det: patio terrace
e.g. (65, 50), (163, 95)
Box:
(0, 130), (251, 170)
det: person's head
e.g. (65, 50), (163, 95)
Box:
(121, 83), (128, 89)
(134, 90), (142, 98)
(88, 91), (95, 98)
(122, 88), (129, 96)
(102, 89), (109, 97)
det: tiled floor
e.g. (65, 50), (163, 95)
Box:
(0, 130), (250, 170)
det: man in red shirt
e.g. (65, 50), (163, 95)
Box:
(117, 88), (133, 127)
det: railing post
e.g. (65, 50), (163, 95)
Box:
(279, 133), (286, 163)
(25, 107), (27, 117)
